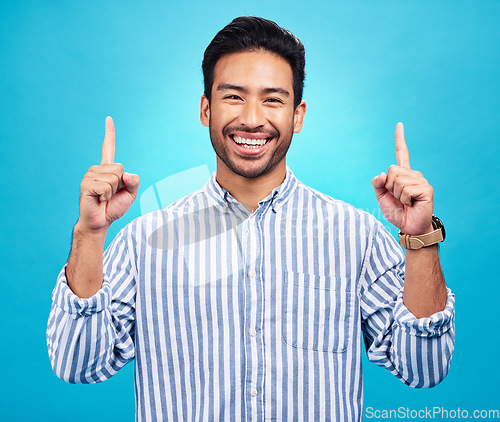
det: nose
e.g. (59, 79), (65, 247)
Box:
(239, 99), (266, 128)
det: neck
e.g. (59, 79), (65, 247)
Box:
(215, 158), (287, 212)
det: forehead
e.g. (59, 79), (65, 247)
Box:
(213, 50), (293, 91)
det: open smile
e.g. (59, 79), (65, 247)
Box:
(228, 134), (273, 156)
(231, 135), (272, 149)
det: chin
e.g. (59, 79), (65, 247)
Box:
(227, 162), (271, 179)
(219, 153), (275, 179)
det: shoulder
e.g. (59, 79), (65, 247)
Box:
(294, 180), (381, 230)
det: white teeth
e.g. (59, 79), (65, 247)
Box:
(233, 136), (268, 148)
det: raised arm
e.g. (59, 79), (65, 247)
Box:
(67, 116), (140, 298)
(47, 117), (140, 383)
(371, 122), (447, 318)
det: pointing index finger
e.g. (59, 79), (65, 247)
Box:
(395, 122), (411, 169)
(101, 116), (115, 165)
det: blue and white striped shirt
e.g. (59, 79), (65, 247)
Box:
(47, 166), (455, 421)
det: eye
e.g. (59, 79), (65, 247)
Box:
(265, 98), (284, 104)
(223, 95), (242, 100)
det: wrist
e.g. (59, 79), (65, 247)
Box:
(399, 215), (445, 250)
(74, 221), (108, 241)
(421, 223), (435, 235)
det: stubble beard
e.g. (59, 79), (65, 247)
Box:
(209, 117), (294, 179)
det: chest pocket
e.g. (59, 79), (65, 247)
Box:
(282, 271), (354, 353)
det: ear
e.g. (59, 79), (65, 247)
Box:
(200, 95), (210, 127)
(293, 101), (307, 133)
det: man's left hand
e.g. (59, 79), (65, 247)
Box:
(372, 122), (434, 236)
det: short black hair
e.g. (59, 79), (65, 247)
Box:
(202, 16), (305, 109)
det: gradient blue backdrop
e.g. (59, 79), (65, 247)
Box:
(1, 1), (499, 420)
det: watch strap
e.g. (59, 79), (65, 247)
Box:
(399, 229), (444, 250)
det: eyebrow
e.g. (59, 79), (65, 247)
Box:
(262, 87), (290, 96)
(217, 83), (290, 97)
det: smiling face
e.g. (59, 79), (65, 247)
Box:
(200, 50), (306, 180)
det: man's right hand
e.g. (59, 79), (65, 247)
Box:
(78, 116), (140, 233)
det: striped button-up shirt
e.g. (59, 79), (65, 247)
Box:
(47, 166), (455, 421)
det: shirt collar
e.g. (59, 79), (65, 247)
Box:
(203, 165), (298, 214)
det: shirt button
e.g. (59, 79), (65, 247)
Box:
(250, 328), (257, 337)
(250, 388), (258, 397)
(248, 269), (256, 278)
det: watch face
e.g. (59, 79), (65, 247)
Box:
(432, 215), (446, 241)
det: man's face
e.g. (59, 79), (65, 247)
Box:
(200, 50), (306, 179)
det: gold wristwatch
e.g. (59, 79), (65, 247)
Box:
(398, 215), (446, 250)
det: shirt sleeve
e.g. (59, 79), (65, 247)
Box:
(46, 225), (136, 384)
(359, 219), (455, 388)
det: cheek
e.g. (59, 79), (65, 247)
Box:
(213, 107), (239, 129)
(271, 110), (295, 132)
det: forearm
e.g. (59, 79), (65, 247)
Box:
(66, 221), (108, 298)
(48, 224), (136, 384)
(402, 245), (448, 318)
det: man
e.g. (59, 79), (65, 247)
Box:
(47, 16), (454, 421)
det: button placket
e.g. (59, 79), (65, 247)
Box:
(244, 208), (264, 417)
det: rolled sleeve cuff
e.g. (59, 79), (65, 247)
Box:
(394, 287), (455, 337)
(52, 263), (111, 319)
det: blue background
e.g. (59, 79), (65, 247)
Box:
(1, 1), (499, 420)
